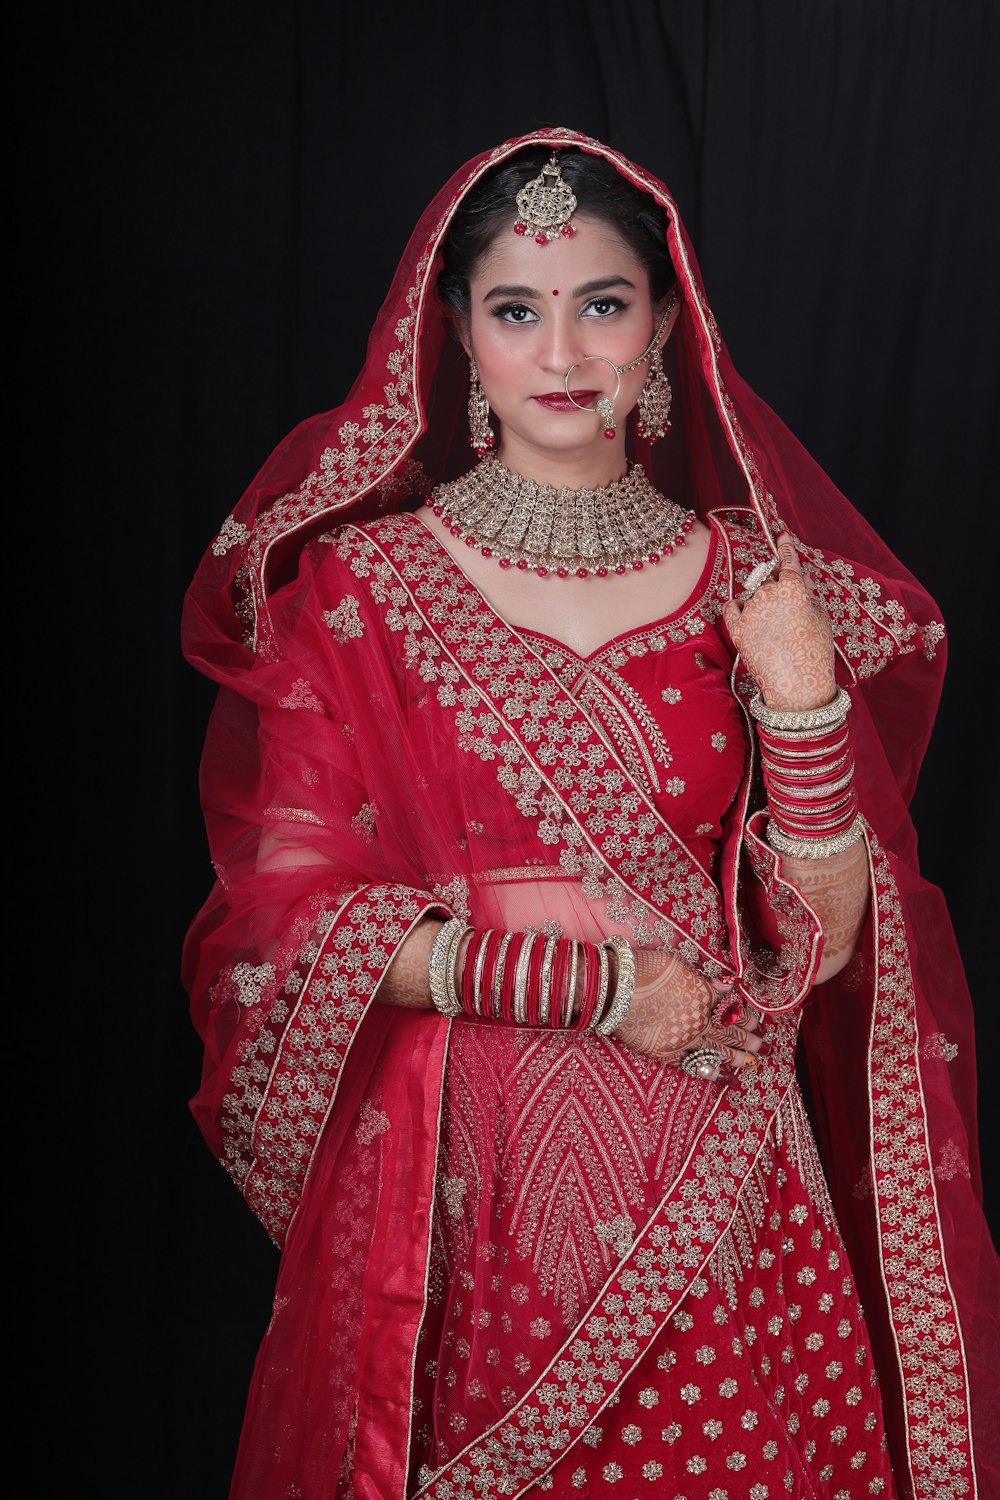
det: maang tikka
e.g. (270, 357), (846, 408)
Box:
(513, 152), (578, 244)
(467, 358), (496, 457)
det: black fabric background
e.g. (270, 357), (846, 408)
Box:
(30, 3), (998, 1494)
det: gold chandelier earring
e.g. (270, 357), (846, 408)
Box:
(636, 340), (673, 442)
(468, 358), (496, 456)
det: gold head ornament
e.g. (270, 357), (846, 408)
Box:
(513, 152), (578, 244)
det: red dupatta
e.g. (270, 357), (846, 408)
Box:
(182, 129), (997, 1497)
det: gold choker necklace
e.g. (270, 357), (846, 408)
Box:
(429, 458), (694, 578)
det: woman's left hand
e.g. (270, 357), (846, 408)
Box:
(722, 533), (836, 711)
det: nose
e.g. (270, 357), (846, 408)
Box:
(538, 306), (588, 378)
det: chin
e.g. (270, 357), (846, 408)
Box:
(504, 420), (620, 462)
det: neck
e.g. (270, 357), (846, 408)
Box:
(497, 433), (630, 490)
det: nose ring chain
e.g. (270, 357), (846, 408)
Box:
(563, 356), (622, 439)
(562, 289), (680, 439)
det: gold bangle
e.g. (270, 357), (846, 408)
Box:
(593, 935), (636, 1036)
(588, 943), (611, 1031)
(429, 918), (465, 1017)
(491, 932), (513, 1021)
(538, 935), (558, 1025)
(766, 814), (865, 859)
(445, 922), (467, 1013)
(749, 686), (851, 732)
(562, 941), (579, 1027)
(513, 933), (536, 1024)
(472, 928), (493, 1016)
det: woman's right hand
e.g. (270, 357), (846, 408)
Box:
(612, 947), (767, 1077)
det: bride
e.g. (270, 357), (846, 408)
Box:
(182, 129), (997, 1497)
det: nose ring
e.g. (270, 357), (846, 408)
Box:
(564, 356), (623, 439)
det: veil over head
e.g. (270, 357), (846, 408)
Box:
(183, 129), (997, 1497)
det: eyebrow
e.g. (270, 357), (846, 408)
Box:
(482, 275), (637, 301)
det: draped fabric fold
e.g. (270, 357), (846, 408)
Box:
(182, 129), (997, 1497)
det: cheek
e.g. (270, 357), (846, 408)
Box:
(470, 324), (529, 397)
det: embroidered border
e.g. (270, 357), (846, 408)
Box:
(867, 834), (975, 1497)
(221, 882), (433, 1244)
(344, 516), (732, 968)
(415, 1026), (800, 1497)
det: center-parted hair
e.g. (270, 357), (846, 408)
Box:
(437, 145), (674, 322)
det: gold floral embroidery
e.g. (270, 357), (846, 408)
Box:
(518, 549), (726, 803)
(324, 594), (365, 641)
(338, 516), (733, 970)
(277, 677), (324, 712)
(217, 884), (430, 1244)
(867, 834), (974, 1496)
(716, 507), (945, 679)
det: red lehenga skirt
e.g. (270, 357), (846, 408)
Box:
(409, 936), (897, 1498)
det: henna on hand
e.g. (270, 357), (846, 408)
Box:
(723, 533), (837, 712)
(377, 916), (440, 1009)
(778, 837), (870, 982)
(612, 948), (767, 1074)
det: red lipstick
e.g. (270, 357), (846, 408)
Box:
(533, 390), (597, 410)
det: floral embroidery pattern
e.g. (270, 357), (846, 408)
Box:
(867, 835), (974, 1496)
(216, 883), (429, 1244)
(277, 677), (324, 712)
(415, 1021), (800, 1497)
(715, 507), (944, 680)
(324, 594), (365, 642)
(338, 517), (732, 969)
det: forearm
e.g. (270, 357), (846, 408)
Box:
(776, 837), (870, 983)
(377, 916), (441, 1009)
(374, 917), (762, 1077)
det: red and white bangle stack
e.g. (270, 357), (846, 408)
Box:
(428, 921), (636, 1036)
(750, 686), (865, 859)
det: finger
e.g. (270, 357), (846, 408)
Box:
(722, 600), (742, 636)
(712, 1024), (766, 1054)
(715, 1036), (767, 1071)
(775, 532), (801, 578)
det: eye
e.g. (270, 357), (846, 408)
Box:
(491, 301), (540, 324)
(582, 295), (628, 318)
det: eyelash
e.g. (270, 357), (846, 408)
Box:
(490, 295), (630, 324)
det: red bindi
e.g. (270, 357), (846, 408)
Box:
(552, 289), (559, 296)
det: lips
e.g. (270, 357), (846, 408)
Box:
(532, 391), (598, 410)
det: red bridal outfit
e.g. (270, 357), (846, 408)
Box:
(182, 131), (998, 1499)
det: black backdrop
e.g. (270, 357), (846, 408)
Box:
(31, 4), (998, 1495)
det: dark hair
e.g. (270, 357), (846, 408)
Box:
(437, 146), (674, 324)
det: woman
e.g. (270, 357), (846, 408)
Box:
(182, 130), (998, 1497)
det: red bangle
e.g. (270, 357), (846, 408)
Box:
(460, 929), (488, 1014)
(477, 928), (503, 1018)
(757, 724), (848, 755)
(573, 942), (601, 1030)
(524, 936), (548, 1026)
(492, 931), (516, 1021)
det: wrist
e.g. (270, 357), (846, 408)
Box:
(759, 683), (838, 713)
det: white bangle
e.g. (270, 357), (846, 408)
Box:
(749, 686), (851, 733)
(593, 935), (636, 1036)
(765, 814), (865, 859)
(428, 918), (466, 1016)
